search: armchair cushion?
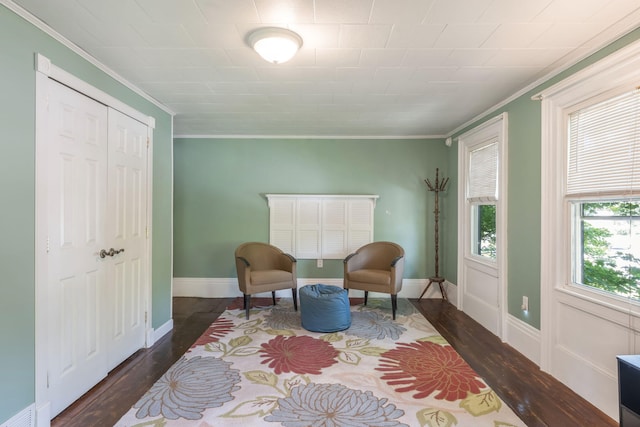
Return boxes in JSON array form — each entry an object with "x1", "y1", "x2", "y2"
[
  {"x1": 251, "y1": 269, "x2": 294, "y2": 285},
  {"x1": 346, "y1": 269, "x2": 391, "y2": 285}
]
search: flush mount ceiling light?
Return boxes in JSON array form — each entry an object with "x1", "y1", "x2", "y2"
[{"x1": 248, "y1": 27, "x2": 303, "y2": 64}]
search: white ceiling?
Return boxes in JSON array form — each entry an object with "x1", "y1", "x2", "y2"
[{"x1": 11, "y1": 0, "x2": 640, "y2": 137}]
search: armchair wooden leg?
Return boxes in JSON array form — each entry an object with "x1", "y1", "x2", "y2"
[
  {"x1": 292, "y1": 288, "x2": 298, "y2": 311},
  {"x1": 391, "y1": 294, "x2": 397, "y2": 320},
  {"x1": 364, "y1": 291, "x2": 369, "y2": 306},
  {"x1": 272, "y1": 291, "x2": 276, "y2": 306},
  {"x1": 244, "y1": 294, "x2": 251, "y2": 320}
]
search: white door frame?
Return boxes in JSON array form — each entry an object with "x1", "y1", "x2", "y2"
[
  {"x1": 34, "y1": 53, "x2": 154, "y2": 425},
  {"x1": 456, "y1": 113, "x2": 508, "y2": 340}
]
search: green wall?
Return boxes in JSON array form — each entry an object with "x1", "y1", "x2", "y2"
[
  {"x1": 173, "y1": 138, "x2": 453, "y2": 281},
  {"x1": 0, "y1": 5, "x2": 173, "y2": 423}
]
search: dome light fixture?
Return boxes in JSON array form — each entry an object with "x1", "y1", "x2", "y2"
[{"x1": 248, "y1": 27, "x2": 303, "y2": 64}]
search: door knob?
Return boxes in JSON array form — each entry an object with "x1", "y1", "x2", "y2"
[{"x1": 99, "y1": 248, "x2": 125, "y2": 258}]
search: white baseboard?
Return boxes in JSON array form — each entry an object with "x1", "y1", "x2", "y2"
[
  {"x1": 505, "y1": 314, "x2": 541, "y2": 366},
  {"x1": 2, "y1": 404, "x2": 35, "y2": 427},
  {"x1": 173, "y1": 277, "x2": 457, "y2": 301},
  {"x1": 34, "y1": 403, "x2": 49, "y2": 427},
  {"x1": 149, "y1": 318, "x2": 173, "y2": 347}
]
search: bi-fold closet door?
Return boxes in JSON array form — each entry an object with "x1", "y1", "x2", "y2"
[{"x1": 43, "y1": 79, "x2": 149, "y2": 417}]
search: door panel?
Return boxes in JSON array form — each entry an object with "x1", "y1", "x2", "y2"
[
  {"x1": 47, "y1": 80, "x2": 109, "y2": 417},
  {"x1": 106, "y1": 108, "x2": 148, "y2": 371}
]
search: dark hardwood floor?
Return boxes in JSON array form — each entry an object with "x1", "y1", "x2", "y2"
[{"x1": 52, "y1": 297, "x2": 617, "y2": 427}]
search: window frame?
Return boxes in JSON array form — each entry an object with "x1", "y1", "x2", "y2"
[
  {"x1": 458, "y1": 115, "x2": 506, "y2": 269},
  {"x1": 471, "y1": 202, "x2": 497, "y2": 261},
  {"x1": 570, "y1": 198, "x2": 640, "y2": 299},
  {"x1": 456, "y1": 112, "x2": 508, "y2": 339},
  {"x1": 538, "y1": 40, "x2": 640, "y2": 354}
]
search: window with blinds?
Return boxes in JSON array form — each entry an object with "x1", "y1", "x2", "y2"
[
  {"x1": 459, "y1": 114, "x2": 505, "y2": 264},
  {"x1": 567, "y1": 88, "x2": 640, "y2": 198},
  {"x1": 566, "y1": 88, "x2": 640, "y2": 300}
]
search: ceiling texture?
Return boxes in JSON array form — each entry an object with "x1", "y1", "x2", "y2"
[{"x1": 11, "y1": 0, "x2": 640, "y2": 138}]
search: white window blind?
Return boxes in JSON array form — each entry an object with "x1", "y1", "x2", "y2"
[
  {"x1": 567, "y1": 89, "x2": 640, "y2": 198},
  {"x1": 467, "y1": 139, "x2": 498, "y2": 202}
]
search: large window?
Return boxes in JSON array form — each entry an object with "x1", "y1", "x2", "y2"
[{"x1": 567, "y1": 88, "x2": 640, "y2": 300}]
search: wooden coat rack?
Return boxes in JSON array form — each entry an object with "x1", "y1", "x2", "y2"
[{"x1": 419, "y1": 168, "x2": 449, "y2": 300}]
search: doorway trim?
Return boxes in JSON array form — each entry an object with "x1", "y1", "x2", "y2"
[
  {"x1": 34, "y1": 53, "x2": 154, "y2": 425},
  {"x1": 456, "y1": 113, "x2": 508, "y2": 340}
]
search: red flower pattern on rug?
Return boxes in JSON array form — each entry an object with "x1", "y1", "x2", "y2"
[
  {"x1": 259, "y1": 335, "x2": 339, "y2": 375},
  {"x1": 191, "y1": 317, "x2": 234, "y2": 348},
  {"x1": 377, "y1": 341, "x2": 485, "y2": 401}
]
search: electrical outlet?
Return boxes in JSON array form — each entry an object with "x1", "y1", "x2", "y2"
[
  {"x1": 521, "y1": 296, "x2": 529, "y2": 311},
  {"x1": 317, "y1": 259, "x2": 323, "y2": 268}
]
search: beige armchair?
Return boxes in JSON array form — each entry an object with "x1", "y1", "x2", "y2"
[
  {"x1": 343, "y1": 241, "x2": 405, "y2": 319},
  {"x1": 235, "y1": 242, "x2": 298, "y2": 319}
]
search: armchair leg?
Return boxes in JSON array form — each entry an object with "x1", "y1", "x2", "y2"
[
  {"x1": 272, "y1": 291, "x2": 277, "y2": 306},
  {"x1": 391, "y1": 294, "x2": 397, "y2": 320},
  {"x1": 244, "y1": 294, "x2": 251, "y2": 320},
  {"x1": 292, "y1": 288, "x2": 298, "y2": 311},
  {"x1": 364, "y1": 291, "x2": 368, "y2": 306}
]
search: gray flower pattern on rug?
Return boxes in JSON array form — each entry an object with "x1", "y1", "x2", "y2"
[
  {"x1": 134, "y1": 355, "x2": 241, "y2": 420},
  {"x1": 264, "y1": 306, "x2": 301, "y2": 330},
  {"x1": 364, "y1": 298, "x2": 416, "y2": 317},
  {"x1": 265, "y1": 383, "x2": 408, "y2": 427},
  {"x1": 346, "y1": 311, "x2": 406, "y2": 340}
]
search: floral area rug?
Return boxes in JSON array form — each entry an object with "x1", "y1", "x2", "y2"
[{"x1": 115, "y1": 297, "x2": 526, "y2": 427}]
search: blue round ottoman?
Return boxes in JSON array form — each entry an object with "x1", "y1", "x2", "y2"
[{"x1": 300, "y1": 284, "x2": 351, "y2": 332}]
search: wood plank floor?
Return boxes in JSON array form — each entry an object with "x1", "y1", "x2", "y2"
[{"x1": 51, "y1": 297, "x2": 617, "y2": 427}]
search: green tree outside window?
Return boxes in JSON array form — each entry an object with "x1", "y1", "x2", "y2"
[{"x1": 580, "y1": 201, "x2": 640, "y2": 300}]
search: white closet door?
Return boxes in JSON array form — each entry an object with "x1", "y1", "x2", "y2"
[
  {"x1": 106, "y1": 108, "x2": 148, "y2": 370},
  {"x1": 44, "y1": 82, "x2": 149, "y2": 417},
  {"x1": 46, "y1": 80, "x2": 109, "y2": 416}
]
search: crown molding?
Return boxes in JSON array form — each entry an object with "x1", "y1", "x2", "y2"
[{"x1": 173, "y1": 134, "x2": 446, "y2": 140}]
